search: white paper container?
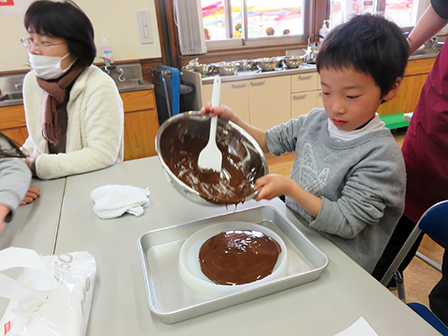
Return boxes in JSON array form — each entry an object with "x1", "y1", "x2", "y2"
[{"x1": 138, "y1": 205, "x2": 328, "y2": 324}]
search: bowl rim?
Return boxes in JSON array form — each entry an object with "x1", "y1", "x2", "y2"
[{"x1": 155, "y1": 111, "x2": 269, "y2": 206}]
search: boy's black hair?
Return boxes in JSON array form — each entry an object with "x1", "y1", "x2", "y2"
[
  {"x1": 24, "y1": 0, "x2": 96, "y2": 67},
  {"x1": 0, "y1": 133, "x2": 26, "y2": 159},
  {"x1": 316, "y1": 13, "x2": 409, "y2": 98}
]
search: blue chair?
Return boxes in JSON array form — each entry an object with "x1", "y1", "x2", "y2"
[
  {"x1": 381, "y1": 200, "x2": 448, "y2": 334},
  {"x1": 408, "y1": 303, "x2": 448, "y2": 336}
]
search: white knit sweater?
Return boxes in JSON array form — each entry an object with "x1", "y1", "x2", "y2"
[{"x1": 21, "y1": 65, "x2": 124, "y2": 180}]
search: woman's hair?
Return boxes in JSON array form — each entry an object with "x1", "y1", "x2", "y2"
[
  {"x1": 0, "y1": 133, "x2": 26, "y2": 159},
  {"x1": 24, "y1": 0, "x2": 96, "y2": 67},
  {"x1": 316, "y1": 13, "x2": 409, "y2": 98}
]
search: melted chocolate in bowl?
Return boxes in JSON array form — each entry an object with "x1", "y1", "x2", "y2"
[
  {"x1": 199, "y1": 230, "x2": 281, "y2": 286},
  {"x1": 159, "y1": 118, "x2": 254, "y2": 204}
]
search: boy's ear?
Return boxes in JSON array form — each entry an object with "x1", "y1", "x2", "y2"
[{"x1": 383, "y1": 77, "x2": 402, "y2": 102}]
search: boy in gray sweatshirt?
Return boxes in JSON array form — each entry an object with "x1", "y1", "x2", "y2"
[{"x1": 201, "y1": 13, "x2": 408, "y2": 273}]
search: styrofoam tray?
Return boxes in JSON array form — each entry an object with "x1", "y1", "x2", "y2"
[{"x1": 138, "y1": 205, "x2": 328, "y2": 324}]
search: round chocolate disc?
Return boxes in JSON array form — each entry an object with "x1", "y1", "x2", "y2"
[{"x1": 199, "y1": 230, "x2": 281, "y2": 286}]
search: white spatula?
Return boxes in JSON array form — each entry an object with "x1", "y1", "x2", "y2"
[{"x1": 197, "y1": 76, "x2": 222, "y2": 181}]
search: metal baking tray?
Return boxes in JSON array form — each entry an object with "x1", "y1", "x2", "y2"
[{"x1": 138, "y1": 205, "x2": 328, "y2": 324}]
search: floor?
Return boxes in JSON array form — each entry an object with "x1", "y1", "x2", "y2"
[{"x1": 265, "y1": 128, "x2": 444, "y2": 308}]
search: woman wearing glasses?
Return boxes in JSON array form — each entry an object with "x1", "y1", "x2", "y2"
[{"x1": 20, "y1": 0, "x2": 124, "y2": 180}]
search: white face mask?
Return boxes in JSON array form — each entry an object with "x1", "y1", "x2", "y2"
[{"x1": 28, "y1": 52, "x2": 75, "y2": 80}]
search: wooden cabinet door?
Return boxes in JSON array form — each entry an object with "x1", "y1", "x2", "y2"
[
  {"x1": 0, "y1": 104, "x2": 28, "y2": 146},
  {"x1": 291, "y1": 90, "x2": 319, "y2": 119},
  {"x1": 124, "y1": 109, "x2": 159, "y2": 160},
  {"x1": 2, "y1": 128, "x2": 28, "y2": 147},
  {"x1": 377, "y1": 74, "x2": 427, "y2": 116},
  {"x1": 121, "y1": 89, "x2": 159, "y2": 160},
  {"x1": 249, "y1": 76, "x2": 290, "y2": 130}
]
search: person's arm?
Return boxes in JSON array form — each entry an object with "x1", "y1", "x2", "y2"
[
  {"x1": 201, "y1": 103, "x2": 269, "y2": 153},
  {"x1": 254, "y1": 174, "x2": 322, "y2": 217},
  {"x1": 407, "y1": 4, "x2": 448, "y2": 55},
  {"x1": 0, "y1": 156, "x2": 31, "y2": 225},
  {"x1": 0, "y1": 204, "x2": 10, "y2": 234}
]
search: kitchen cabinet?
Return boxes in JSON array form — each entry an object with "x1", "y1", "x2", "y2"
[
  {"x1": 202, "y1": 80, "x2": 250, "y2": 124},
  {"x1": 291, "y1": 91, "x2": 320, "y2": 118},
  {"x1": 0, "y1": 104, "x2": 28, "y2": 146},
  {"x1": 377, "y1": 57, "x2": 436, "y2": 116},
  {"x1": 0, "y1": 89, "x2": 159, "y2": 161},
  {"x1": 291, "y1": 72, "x2": 323, "y2": 118},
  {"x1": 189, "y1": 56, "x2": 435, "y2": 130},
  {"x1": 121, "y1": 89, "x2": 159, "y2": 160},
  {"x1": 202, "y1": 75, "x2": 290, "y2": 130}
]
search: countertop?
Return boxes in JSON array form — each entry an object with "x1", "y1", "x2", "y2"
[
  {"x1": 0, "y1": 77, "x2": 154, "y2": 108},
  {"x1": 197, "y1": 52, "x2": 439, "y2": 84}
]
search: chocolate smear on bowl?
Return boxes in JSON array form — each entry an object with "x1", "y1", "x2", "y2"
[
  {"x1": 199, "y1": 230, "x2": 281, "y2": 286},
  {"x1": 160, "y1": 120, "x2": 252, "y2": 204}
]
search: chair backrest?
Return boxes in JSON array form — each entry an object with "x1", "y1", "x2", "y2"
[
  {"x1": 380, "y1": 200, "x2": 448, "y2": 286},
  {"x1": 418, "y1": 200, "x2": 448, "y2": 248}
]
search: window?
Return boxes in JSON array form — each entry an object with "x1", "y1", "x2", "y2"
[
  {"x1": 329, "y1": 0, "x2": 422, "y2": 30},
  {"x1": 201, "y1": 0, "x2": 306, "y2": 48}
]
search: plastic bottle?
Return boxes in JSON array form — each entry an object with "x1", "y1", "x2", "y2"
[
  {"x1": 319, "y1": 20, "x2": 330, "y2": 43},
  {"x1": 101, "y1": 34, "x2": 114, "y2": 64}
]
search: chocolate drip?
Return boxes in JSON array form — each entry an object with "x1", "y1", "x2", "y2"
[{"x1": 199, "y1": 230, "x2": 281, "y2": 286}]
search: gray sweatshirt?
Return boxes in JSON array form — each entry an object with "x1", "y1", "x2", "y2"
[
  {"x1": 0, "y1": 137, "x2": 32, "y2": 222},
  {"x1": 266, "y1": 108, "x2": 405, "y2": 273}
]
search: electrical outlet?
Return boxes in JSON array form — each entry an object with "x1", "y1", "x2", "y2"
[{"x1": 137, "y1": 10, "x2": 154, "y2": 44}]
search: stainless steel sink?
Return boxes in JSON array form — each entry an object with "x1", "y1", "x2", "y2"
[
  {"x1": 0, "y1": 74, "x2": 25, "y2": 107},
  {"x1": 100, "y1": 63, "x2": 153, "y2": 93},
  {"x1": 0, "y1": 92, "x2": 23, "y2": 101},
  {"x1": 412, "y1": 48, "x2": 441, "y2": 56}
]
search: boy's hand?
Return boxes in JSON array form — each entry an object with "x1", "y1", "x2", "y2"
[
  {"x1": 200, "y1": 102, "x2": 235, "y2": 122},
  {"x1": 254, "y1": 174, "x2": 293, "y2": 201},
  {"x1": 20, "y1": 186, "x2": 41, "y2": 205}
]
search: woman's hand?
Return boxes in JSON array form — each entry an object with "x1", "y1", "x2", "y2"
[
  {"x1": 254, "y1": 174, "x2": 293, "y2": 201},
  {"x1": 20, "y1": 186, "x2": 41, "y2": 205}
]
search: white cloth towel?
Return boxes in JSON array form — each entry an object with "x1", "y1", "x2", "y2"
[{"x1": 90, "y1": 185, "x2": 150, "y2": 219}]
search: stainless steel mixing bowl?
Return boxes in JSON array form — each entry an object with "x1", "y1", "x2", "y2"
[
  {"x1": 214, "y1": 62, "x2": 238, "y2": 75},
  {"x1": 255, "y1": 57, "x2": 281, "y2": 71},
  {"x1": 156, "y1": 112, "x2": 269, "y2": 206},
  {"x1": 282, "y1": 56, "x2": 305, "y2": 69},
  {"x1": 193, "y1": 63, "x2": 214, "y2": 75},
  {"x1": 237, "y1": 59, "x2": 254, "y2": 71}
]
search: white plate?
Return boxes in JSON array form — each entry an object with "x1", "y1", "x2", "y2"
[{"x1": 178, "y1": 222, "x2": 289, "y2": 296}]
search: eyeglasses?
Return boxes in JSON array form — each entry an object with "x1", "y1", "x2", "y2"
[{"x1": 20, "y1": 37, "x2": 66, "y2": 51}]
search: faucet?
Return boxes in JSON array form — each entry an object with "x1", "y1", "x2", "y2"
[
  {"x1": 430, "y1": 34, "x2": 438, "y2": 49},
  {"x1": 102, "y1": 57, "x2": 112, "y2": 74}
]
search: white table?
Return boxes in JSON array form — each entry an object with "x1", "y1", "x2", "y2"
[
  {"x1": 54, "y1": 157, "x2": 439, "y2": 336},
  {"x1": 0, "y1": 177, "x2": 66, "y2": 254},
  {"x1": 0, "y1": 177, "x2": 66, "y2": 315}
]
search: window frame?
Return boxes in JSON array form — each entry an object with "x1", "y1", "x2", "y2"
[{"x1": 203, "y1": 0, "x2": 310, "y2": 50}]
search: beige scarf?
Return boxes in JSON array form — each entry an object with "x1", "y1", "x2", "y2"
[{"x1": 36, "y1": 62, "x2": 86, "y2": 145}]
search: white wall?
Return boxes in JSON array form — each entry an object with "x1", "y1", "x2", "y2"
[{"x1": 0, "y1": 0, "x2": 162, "y2": 72}]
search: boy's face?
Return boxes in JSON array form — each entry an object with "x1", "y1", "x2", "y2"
[{"x1": 320, "y1": 67, "x2": 394, "y2": 131}]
